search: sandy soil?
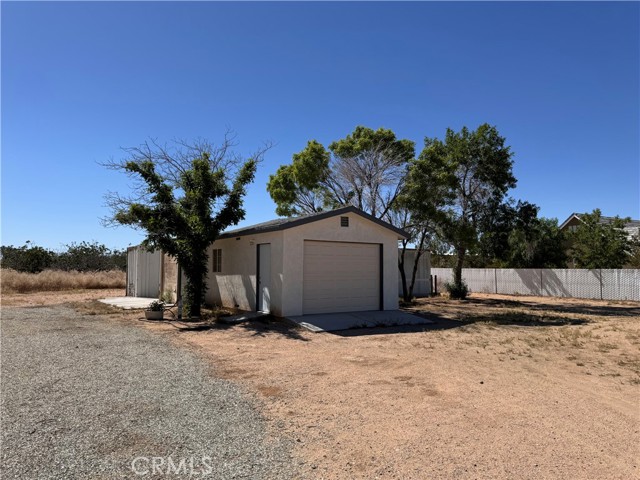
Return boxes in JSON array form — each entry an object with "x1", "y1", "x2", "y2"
[
  {"x1": 148, "y1": 294, "x2": 639, "y2": 479},
  {"x1": 5, "y1": 290, "x2": 638, "y2": 479}
]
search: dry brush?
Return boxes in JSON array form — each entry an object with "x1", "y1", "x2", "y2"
[{"x1": 1, "y1": 269, "x2": 125, "y2": 294}]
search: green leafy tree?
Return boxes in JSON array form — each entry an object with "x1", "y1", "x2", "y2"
[
  {"x1": 475, "y1": 199, "x2": 527, "y2": 266},
  {"x1": 268, "y1": 126, "x2": 418, "y2": 298},
  {"x1": 267, "y1": 126, "x2": 415, "y2": 219},
  {"x1": 267, "y1": 140, "x2": 331, "y2": 216},
  {"x1": 507, "y1": 216, "x2": 567, "y2": 268},
  {"x1": 392, "y1": 159, "x2": 453, "y2": 300},
  {"x1": 569, "y1": 209, "x2": 631, "y2": 269},
  {"x1": 405, "y1": 124, "x2": 516, "y2": 298},
  {"x1": 104, "y1": 136, "x2": 269, "y2": 317},
  {"x1": 476, "y1": 201, "x2": 567, "y2": 268},
  {"x1": 627, "y1": 232, "x2": 640, "y2": 268}
]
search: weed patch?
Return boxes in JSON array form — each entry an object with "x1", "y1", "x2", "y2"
[{"x1": 1, "y1": 269, "x2": 125, "y2": 293}]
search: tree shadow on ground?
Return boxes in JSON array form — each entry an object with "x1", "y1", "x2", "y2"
[
  {"x1": 331, "y1": 317, "x2": 464, "y2": 337},
  {"x1": 457, "y1": 297, "x2": 640, "y2": 318},
  {"x1": 412, "y1": 310, "x2": 588, "y2": 327},
  {"x1": 330, "y1": 310, "x2": 589, "y2": 338},
  {"x1": 149, "y1": 294, "x2": 638, "y2": 339},
  {"x1": 165, "y1": 315, "x2": 309, "y2": 342}
]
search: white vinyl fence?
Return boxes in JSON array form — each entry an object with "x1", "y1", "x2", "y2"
[{"x1": 431, "y1": 268, "x2": 640, "y2": 302}]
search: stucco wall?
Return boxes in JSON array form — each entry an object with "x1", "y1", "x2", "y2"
[
  {"x1": 281, "y1": 212, "x2": 401, "y2": 316},
  {"x1": 161, "y1": 254, "x2": 179, "y2": 302},
  {"x1": 205, "y1": 231, "x2": 284, "y2": 316},
  {"x1": 205, "y1": 212, "x2": 403, "y2": 317}
]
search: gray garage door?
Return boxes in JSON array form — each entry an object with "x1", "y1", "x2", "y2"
[{"x1": 303, "y1": 240, "x2": 380, "y2": 315}]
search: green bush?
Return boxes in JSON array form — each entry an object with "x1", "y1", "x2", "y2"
[
  {"x1": 445, "y1": 280, "x2": 470, "y2": 300},
  {"x1": 0, "y1": 243, "x2": 55, "y2": 273},
  {"x1": 1, "y1": 241, "x2": 126, "y2": 273},
  {"x1": 54, "y1": 241, "x2": 126, "y2": 272}
]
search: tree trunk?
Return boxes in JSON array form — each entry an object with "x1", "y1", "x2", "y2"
[
  {"x1": 408, "y1": 250, "x2": 423, "y2": 300},
  {"x1": 398, "y1": 240, "x2": 409, "y2": 302},
  {"x1": 183, "y1": 269, "x2": 203, "y2": 318},
  {"x1": 408, "y1": 230, "x2": 428, "y2": 299},
  {"x1": 454, "y1": 246, "x2": 466, "y2": 288}
]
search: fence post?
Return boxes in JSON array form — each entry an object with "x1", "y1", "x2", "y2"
[
  {"x1": 434, "y1": 275, "x2": 438, "y2": 295},
  {"x1": 494, "y1": 268, "x2": 498, "y2": 294},
  {"x1": 540, "y1": 269, "x2": 543, "y2": 296},
  {"x1": 599, "y1": 268, "x2": 603, "y2": 300},
  {"x1": 125, "y1": 251, "x2": 129, "y2": 297}
]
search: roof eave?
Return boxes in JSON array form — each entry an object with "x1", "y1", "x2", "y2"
[
  {"x1": 559, "y1": 213, "x2": 581, "y2": 230},
  {"x1": 217, "y1": 206, "x2": 409, "y2": 240}
]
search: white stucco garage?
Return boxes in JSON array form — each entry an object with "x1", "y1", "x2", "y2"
[{"x1": 204, "y1": 206, "x2": 408, "y2": 317}]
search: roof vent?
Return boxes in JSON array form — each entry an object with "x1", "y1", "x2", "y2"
[{"x1": 340, "y1": 216, "x2": 349, "y2": 227}]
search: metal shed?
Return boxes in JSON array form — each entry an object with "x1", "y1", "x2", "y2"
[{"x1": 126, "y1": 246, "x2": 161, "y2": 298}]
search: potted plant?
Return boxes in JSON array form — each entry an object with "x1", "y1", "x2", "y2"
[{"x1": 145, "y1": 300, "x2": 165, "y2": 320}]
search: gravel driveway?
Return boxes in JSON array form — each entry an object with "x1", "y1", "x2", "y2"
[{"x1": 1, "y1": 306, "x2": 294, "y2": 479}]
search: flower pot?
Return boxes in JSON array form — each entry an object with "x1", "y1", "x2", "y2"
[{"x1": 145, "y1": 310, "x2": 163, "y2": 320}]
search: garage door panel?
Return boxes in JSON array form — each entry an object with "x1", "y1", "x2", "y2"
[
  {"x1": 303, "y1": 285, "x2": 378, "y2": 298},
  {"x1": 303, "y1": 241, "x2": 380, "y2": 315}
]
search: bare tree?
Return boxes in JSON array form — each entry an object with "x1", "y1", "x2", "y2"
[
  {"x1": 103, "y1": 132, "x2": 267, "y2": 220},
  {"x1": 324, "y1": 143, "x2": 408, "y2": 221}
]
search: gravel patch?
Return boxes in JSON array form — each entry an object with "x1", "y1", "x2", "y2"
[{"x1": 1, "y1": 306, "x2": 295, "y2": 479}]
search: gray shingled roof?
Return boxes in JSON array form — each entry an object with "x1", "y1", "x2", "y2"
[
  {"x1": 560, "y1": 213, "x2": 640, "y2": 230},
  {"x1": 218, "y1": 206, "x2": 408, "y2": 239},
  {"x1": 594, "y1": 215, "x2": 640, "y2": 227}
]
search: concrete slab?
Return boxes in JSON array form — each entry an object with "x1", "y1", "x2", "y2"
[
  {"x1": 99, "y1": 297, "x2": 159, "y2": 310},
  {"x1": 218, "y1": 311, "x2": 269, "y2": 324},
  {"x1": 288, "y1": 310, "x2": 432, "y2": 332}
]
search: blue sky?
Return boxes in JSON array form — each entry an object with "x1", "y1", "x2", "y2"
[{"x1": 2, "y1": 1, "x2": 638, "y2": 250}]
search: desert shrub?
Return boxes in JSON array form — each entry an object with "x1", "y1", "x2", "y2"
[
  {"x1": 0, "y1": 243, "x2": 55, "y2": 273},
  {"x1": 160, "y1": 290, "x2": 175, "y2": 303},
  {"x1": 1, "y1": 269, "x2": 126, "y2": 294},
  {"x1": 1, "y1": 241, "x2": 126, "y2": 273},
  {"x1": 53, "y1": 241, "x2": 126, "y2": 272},
  {"x1": 445, "y1": 280, "x2": 470, "y2": 300}
]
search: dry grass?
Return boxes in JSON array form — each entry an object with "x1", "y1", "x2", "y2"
[
  {"x1": 0, "y1": 269, "x2": 125, "y2": 293},
  {"x1": 66, "y1": 299, "x2": 126, "y2": 316}
]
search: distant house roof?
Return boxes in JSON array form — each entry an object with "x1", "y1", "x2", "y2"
[
  {"x1": 218, "y1": 206, "x2": 408, "y2": 239},
  {"x1": 560, "y1": 213, "x2": 640, "y2": 231}
]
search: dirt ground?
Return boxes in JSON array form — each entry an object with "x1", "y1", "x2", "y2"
[
  {"x1": 0, "y1": 288, "x2": 125, "y2": 307},
  {"x1": 3, "y1": 290, "x2": 639, "y2": 479}
]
